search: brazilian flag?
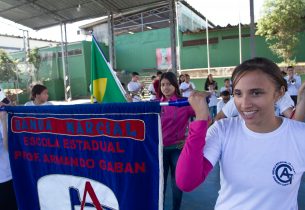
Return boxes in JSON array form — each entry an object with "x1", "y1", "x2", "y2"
[{"x1": 91, "y1": 35, "x2": 127, "y2": 103}]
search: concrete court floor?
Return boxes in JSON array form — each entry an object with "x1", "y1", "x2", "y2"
[{"x1": 164, "y1": 163, "x2": 305, "y2": 210}]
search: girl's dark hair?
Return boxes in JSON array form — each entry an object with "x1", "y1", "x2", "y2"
[
  {"x1": 204, "y1": 74, "x2": 218, "y2": 91},
  {"x1": 178, "y1": 74, "x2": 185, "y2": 85},
  {"x1": 231, "y1": 57, "x2": 287, "y2": 92},
  {"x1": 30, "y1": 84, "x2": 47, "y2": 100},
  {"x1": 158, "y1": 72, "x2": 181, "y2": 98}
]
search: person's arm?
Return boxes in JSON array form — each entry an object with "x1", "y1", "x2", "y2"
[
  {"x1": 214, "y1": 110, "x2": 226, "y2": 121},
  {"x1": 176, "y1": 91, "x2": 213, "y2": 192},
  {"x1": 276, "y1": 92, "x2": 294, "y2": 118},
  {"x1": 179, "y1": 83, "x2": 188, "y2": 93},
  {"x1": 0, "y1": 102, "x2": 8, "y2": 150},
  {"x1": 281, "y1": 107, "x2": 294, "y2": 119},
  {"x1": 127, "y1": 83, "x2": 142, "y2": 96},
  {"x1": 294, "y1": 81, "x2": 305, "y2": 121},
  {"x1": 296, "y1": 75, "x2": 302, "y2": 89},
  {"x1": 189, "y1": 82, "x2": 195, "y2": 91},
  {"x1": 216, "y1": 101, "x2": 222, "y2": 114},
  {"x1": 189, "y1": 84, "x2": 193, "y2": 91}
]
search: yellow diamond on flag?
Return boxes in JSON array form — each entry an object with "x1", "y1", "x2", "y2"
[
  {"x1": 91, "y1": 35, "x2": 127, "y2": 103},
  {"x1": 93, "y1": 77, "x2": 107, "y2": 102}
]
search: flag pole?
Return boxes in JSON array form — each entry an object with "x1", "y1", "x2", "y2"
[{"x1": 91, "y1": 34, "x2": 127, "y2": 100}]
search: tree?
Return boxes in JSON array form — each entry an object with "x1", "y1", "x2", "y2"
[
  {"x1": 28, "y1": 48, "x2": 41, "y2": 82},
  {"x1": 256, "y1": 0, "x2": 305, "y2": 64},
  {"x1": 0, "y1": 50, "x2": 18, "y2": 82},
  {"x1": 28, "y1": 48, "x2": 41, "y2": 70}
]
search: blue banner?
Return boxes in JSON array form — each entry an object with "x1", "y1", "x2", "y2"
[{"x1": 5, "y1": 102, "x2": 162, "y2": 210}]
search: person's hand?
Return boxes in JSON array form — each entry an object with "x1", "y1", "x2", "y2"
[
  {"x1": 176, "y1": 140, "x2": 185, "y2": 150},
  {"x1": 0, "y1": 101, "x2": 9, "y2": 121},
  {"x1": 295, "y1": 81, "x2": 305, "y2": 121},
  {"x1": 125, "y1": 93, "x2": 133, "y2": 102},
  {"x1": 188, "y1": 91, "x2": 210, "y2": 121},
  {"x1": 0, "y1": 110, "x2": 7, "y2": 122},
  {"x1": 0, "y1": 109, "x2": 8, "y2": 150},
  {"x1": 298, "y1": 81, "x2": 305, "y2": 102}
]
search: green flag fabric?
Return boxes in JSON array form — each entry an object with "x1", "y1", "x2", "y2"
[{"x1": 91, "y1": 36, "x2": 127, "y2": 103}]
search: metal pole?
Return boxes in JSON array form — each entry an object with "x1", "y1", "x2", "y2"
[
  {"x1": 60, "y1": 23, "x2": 72, "y2": 101},
  {"x1": 108, "y1": 12, "x2": 116, "y2": 69},
  {"x1": 64, "y1": 23, "x2": 72, "y2": 101},
  {"x1": 238, "y1": 0, "x2": 242, "y2": 63},
  {"x1": 141, "y1": 12, "x2": 144, "y2": 32},
  {"x1": 249, "y1": 0, "x2": 256, "y2": 58},
  {"x1": 169, "y1": 0, "x2": 178, "y2": 74},
  {"x1": 176, "y1": 1, "x2": 181, "y2": 73},
  {"x1": 26, "y1": 30, "x2": 30, "y2": 60},
  {"x1": 238, "y1": 23, "x2": 242, "y2": 63},
  {"x1": 206, "y1": 17, "x2": 210, "y2": 75}
]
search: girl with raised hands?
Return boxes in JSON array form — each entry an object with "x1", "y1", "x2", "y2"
[{"x1": 176, "y1": 57, "x2": 305, "y2": 210}]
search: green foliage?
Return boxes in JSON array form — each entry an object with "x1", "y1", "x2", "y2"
[
  {"x1": 256, "y1": 0, "x2": 305, "y2": 63},
  {"x1": 0, "y1": 50, "x2": 18, "y2": 81},
  {"x1": 28, "y1": 48, "x2": 41, "y2": 70}
]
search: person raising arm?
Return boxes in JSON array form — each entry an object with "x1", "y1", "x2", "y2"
[
  {"x1": 176, "y1": 57, "x2": 305, "y2": 210},
  {"x1": 294, "y1": 81, "x2": 305, "y2": 122}
]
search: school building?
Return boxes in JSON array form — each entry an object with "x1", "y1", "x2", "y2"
[{"x1": 8, "y1": 1, "x2": 305, "y2": 103}]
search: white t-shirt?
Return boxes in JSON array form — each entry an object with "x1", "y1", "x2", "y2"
[
  {"x1": 24, "y1": 101, "x2": 53, "y2": 106},
  {"x1": 148, "y1": 83, "x2": 156, "y2": 100},
  {"x1": 284, "y1": 75, "x2": 302, "y2": 96},
  {"x1": 208, "y1": 92, "x2": 218, "y2": 107},
  {"x1": 127, "y1": 81, "x2": 142, "y2": 102},
  {"x1": 0, "y1": 122, "x2": 12, "y2": 183},
  {"x1": 217, "y1": 99, "x2": 227, "y2": 113},
  {"x1": 180, "y1": 82, "x2": 196, "y2": 97},
  {"x1": 222, "y1": 92, "x2": 294, "y2": 117},
  {"x1": 204, "y1": 117, "x2": 305, "y2": 210},
  {"x1": 221, "y1": 98, "x2": 239, "y2": 117}
]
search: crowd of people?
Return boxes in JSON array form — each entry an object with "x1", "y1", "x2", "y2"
[
  {"x1": 1, "y1": 57, "x2": 305, "y2": 210},
  {"x1": 123, "y1": 61, "x2": 305, "y2": 210}
]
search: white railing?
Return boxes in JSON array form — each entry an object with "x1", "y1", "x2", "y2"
[{"x1": 179, "y1": 66, "x2": 236, "y2": 78}]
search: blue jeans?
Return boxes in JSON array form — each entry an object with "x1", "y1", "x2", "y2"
[
  {"x1": 209, "y1": 106, "x2": 217, "y2": 120},
  {"x1": 163, "y1": 147, "x2": 182, "y2": 210}
]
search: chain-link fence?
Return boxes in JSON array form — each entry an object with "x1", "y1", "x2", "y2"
[{"x1": 0, "y1": 61, "x2": 38, "y2": 105}]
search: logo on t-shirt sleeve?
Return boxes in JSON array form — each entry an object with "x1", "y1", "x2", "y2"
[{"x1": 272, "y1": 161, "x2": 295, "y2": 186}]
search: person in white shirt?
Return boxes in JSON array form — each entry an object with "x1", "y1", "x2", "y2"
[
  {"x1": 127, "y1": 72, "x2": 144, "y2": 102},
  {"x1": 220, "y1": 78, "x2": 232, "y2": 95},
  {"x1": 295, "y1": 81, "x2": 305, "y2": 122},
  {"x1": 24, "y1": 84, "x2": 53, "y2": 106},
  {"x1": 217, "y1": 90, "x2": 231, "y2": 113},
  {"x1": 148, "y1": 75, "x2": 157, "y2": 100},
  {"x1": 179, "y1": 74, "x2": 196, "y2": 98},
  {"x1": 284, "y1": 66, "x2": 302, "y2": 106},
  {"x1": 176, "y1": 57, "x2": 305, "y2": 210},
  {"x1": 208, "y1": 84, "x2": 218, "y2": 120},
  {"x1": 0, "y1": 101, "x2": 18, "y2": 210},
  {"x1": 215, "y1": 90, "x2": 295, "y2": 121}
]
